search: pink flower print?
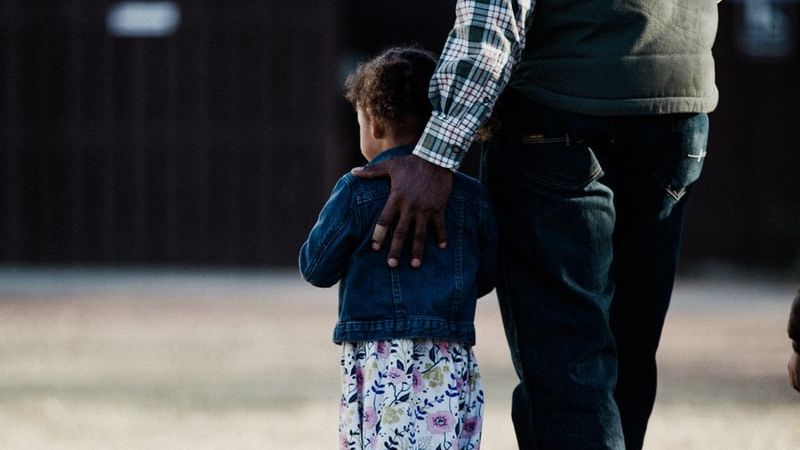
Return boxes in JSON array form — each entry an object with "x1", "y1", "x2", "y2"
[
  {"x1": 461, "y1": 417, "x2": 482, "y2": 437},
  {"x1": 411, "y1": 367, "x2": 424, "y2": 393},
  {"x1": 426, "y1": 410, "x2": 456, "y2": 434},
  {"x1": 355, "y1": 367, "x2": 364, "y2": 391},
  {"x1": 436, "y1": 341, "x2": 450, "y2": 356},
  {"x1": 363, "y1": 407, "x2": 379, "y2": 429},
  {"x1": 369, "y1": 437, "x2": 380, "y2": 450},
  {"x1": 340, "y1": 435, "x2": 350, "y2": 450},
  {"x1": 456, "y1": 376, "x2": 464, "y2": 391},
  {"x1": 376, "y1": 341, "x2": 390, "y2": 359},
  {"x1": 387, "y1": 367, "x2": 405, "y2": 381}
]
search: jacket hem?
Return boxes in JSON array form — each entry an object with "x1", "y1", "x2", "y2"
[
  {"x1": 511, "y1": 84, "x2": 719, "y2": 116},
  {"x1": 334, "y1": 318, "x2": 476, "y2": 346}
]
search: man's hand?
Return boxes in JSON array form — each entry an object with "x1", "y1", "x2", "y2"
[
  {"x1": 789, "y1": 352, "x2": 800, "y2": 393},
  {"x1": 352, "y1": 154, "x2": 453, "y2": 268}
]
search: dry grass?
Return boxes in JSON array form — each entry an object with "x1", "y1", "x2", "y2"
[{"x1": 0, "y1": 269, "x2": 798, "y2": 449}]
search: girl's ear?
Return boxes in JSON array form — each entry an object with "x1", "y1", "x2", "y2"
[{"x1": 370, "y1": 118, "x2": 386, "y2": 140}]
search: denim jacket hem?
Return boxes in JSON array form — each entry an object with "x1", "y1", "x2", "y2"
[{"x1": 334, "y1": 318, "x2": 476, "y2": 346}]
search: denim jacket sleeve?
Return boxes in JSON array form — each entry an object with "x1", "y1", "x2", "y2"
[
  {"x1": 476, "y1": 191, "x2": 498, "y2": 298},
  {"x1": 299, "y1": 175, "x2": 359, "y2": 287}
]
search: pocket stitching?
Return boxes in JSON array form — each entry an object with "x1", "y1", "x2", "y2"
[{"x1": 522, "y1": 163, "x2": 604, "y2": 191}]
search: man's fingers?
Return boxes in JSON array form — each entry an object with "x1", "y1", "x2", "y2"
[
  {"x1": 372, "y1": 224, "x2": 388, "y2": 251},
  {"x1": 387, "y1": 210, "x2": 412, "y2": 268},
  {"x1": 354, "y1": 155, "x2": 453, "y2": 266},
  {"x1": 432, "y1": 212, "x2": 448, "y2": 249},
  {"x1": 410, "y1": 215, "x2": 428, "y2": 268},
  {"x1": 372, "y1": 196, "x2": 400, "y2": 250},
  {"x1": 351, "y1": 163, "x2": 389, "y2": 179}
]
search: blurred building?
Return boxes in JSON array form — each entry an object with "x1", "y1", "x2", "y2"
[
  {"x1": 1, "y1": 1, "x2": 338, "y2": 266},
  {"x1": 0, "y1": 1, "x2": 798, "y2": 269},
  {"x1": 685, "y1": 0, "x2": 800, "y2": 270}
]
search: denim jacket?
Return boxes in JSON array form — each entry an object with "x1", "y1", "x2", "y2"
[{"x1": 299, "y1": 145, "x2": 497, "y2": 345}]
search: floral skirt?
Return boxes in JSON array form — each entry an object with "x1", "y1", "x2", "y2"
[{"x1": 339, "y1": 339, "x2": 484, "y2": 450}]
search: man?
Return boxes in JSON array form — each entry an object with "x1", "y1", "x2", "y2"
[
  {"x1": 353, "y1": 1, "x2": 720, "y2": 448},
  {"x1": 789, "y1": 291, "x2": 800, "y2": 392}
]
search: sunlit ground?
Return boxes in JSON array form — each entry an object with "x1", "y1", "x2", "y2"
[{"x1": 0, "y1": 267, "x2": 797, "y2": 449}]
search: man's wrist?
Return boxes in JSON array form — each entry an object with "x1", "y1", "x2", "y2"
[
  {"x1": 412, "y1": 148, "x2": 459, "y2": 173},
  {"x1": 413, "y1": 114, "x2": 476, "y2": 170}
]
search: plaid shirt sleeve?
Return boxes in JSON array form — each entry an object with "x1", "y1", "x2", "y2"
[{"x1": 413, "y1": 0, "x2": 535, "y2": 169}]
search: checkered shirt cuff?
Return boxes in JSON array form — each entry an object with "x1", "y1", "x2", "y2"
[{"x1": 413, "y1": 110, "x2": 487, "y2": 170}]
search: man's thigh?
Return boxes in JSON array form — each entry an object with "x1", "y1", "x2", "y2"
[{"x1": 608, "y1": 112, "x2": 709, "y2": 350}]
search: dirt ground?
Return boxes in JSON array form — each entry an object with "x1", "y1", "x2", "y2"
[{"x1": 0, "y1": 267, "x2": 798, "y2": 449}]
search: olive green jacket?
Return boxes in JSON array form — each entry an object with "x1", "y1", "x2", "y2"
[{"x1": 510, "y1": 0, "x2": 720, "y2": 115}]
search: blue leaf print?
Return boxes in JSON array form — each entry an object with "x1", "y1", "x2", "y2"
[{"x1": 339, "y1": 340, "x2": 483, "y2": 450}]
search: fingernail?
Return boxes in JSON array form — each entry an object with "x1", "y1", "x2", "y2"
[
  {"x1": 411, "y1": 258, "x2": 421, "y2": 268},
  {"x1": 438, "y1": 242, "x2": 447, "y2": 249},
  {"x1": 350, "y1": 167, "x2": 363, "y2": 173},
  {"x1": 372, "y1": 242, "x2": 380, "y2": 251},
  {"x1": 388, "y1": 258, "x2": 398, "y2": 268}
]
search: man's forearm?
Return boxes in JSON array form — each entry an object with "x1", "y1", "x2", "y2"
[{"x1": 413, "y1": 0, "x2": 535, "y2": 170}]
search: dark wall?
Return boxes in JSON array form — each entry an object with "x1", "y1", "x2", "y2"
[
  {"x1": 1, "y1": 1, "x2": 798, "y2": 268},
  {"x1": 0, "y1": 1, "x2": 338, "y2": 265},
  {"x1": 682, "y1": 4, "x2": 800, "y2": 269}
]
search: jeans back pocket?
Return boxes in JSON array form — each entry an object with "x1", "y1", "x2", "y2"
[{"x1": 653, "y1": 114, "x2": 709, "y2": 202}]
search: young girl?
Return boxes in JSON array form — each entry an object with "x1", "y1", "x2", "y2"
[{"x1": 299, "y1": 47, "x2": 497, "y2": 450}]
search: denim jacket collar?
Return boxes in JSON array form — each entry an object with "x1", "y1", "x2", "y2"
[{"x1": 365, "y1": 144, "x2": 415, "y2": 167}]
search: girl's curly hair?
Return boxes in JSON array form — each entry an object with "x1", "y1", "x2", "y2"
[{"x1": 345, "y1": 47, "x2": 437, "y2": 136}]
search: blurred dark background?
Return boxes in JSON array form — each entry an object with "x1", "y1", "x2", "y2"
[{"x1": 1, "y1": 1, "x2": 798, "y2": 270}]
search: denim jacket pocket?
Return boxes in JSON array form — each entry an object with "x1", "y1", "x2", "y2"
[{"x1": 519, "y1": 136, "x2": 604, "y2": 191}]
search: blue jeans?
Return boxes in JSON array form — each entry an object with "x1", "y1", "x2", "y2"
[{"x1": 483, "y1": 90, "x2": 708, "y2": 450}]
